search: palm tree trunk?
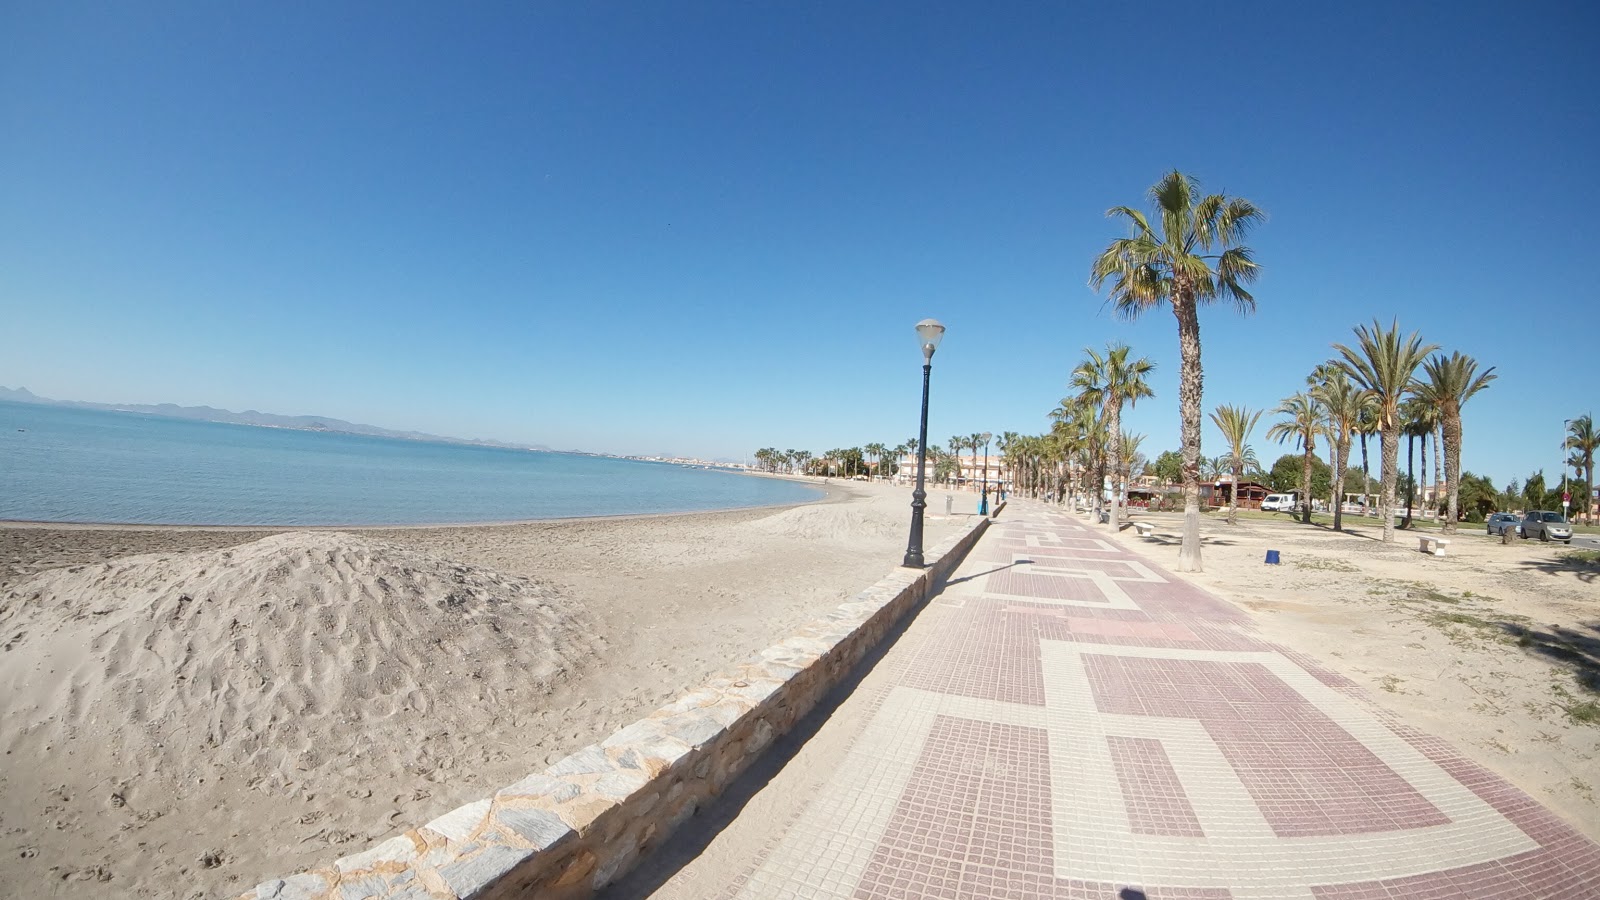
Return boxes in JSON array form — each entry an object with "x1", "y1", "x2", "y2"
[
  {"x1": 1360, "y1": 432, "x2": 1371, "y2": 512},
  {"x1": 1419, "y1": 430, "x2": 1429, "y2": 519},
  {"x1": 1228, "y1": 460, "x2": 1240, "y2": 526},
  {"x1": 1403, "y1": 431, "x2": 1415, "y2": 530},
  {"x1": 1380, "y1": 425, "x2": 1398, "y2": 542},
  {"x1": 1107, "y1": 403, "x2": 1123, "y2": 532},
  {"x1": 1440, "y1": 425, "x2": 1452, "y2": 522},
  {"x1": 1301, "y1": 445, "x2": 1314, "y2": 525},
  {"x1": 1444, "y1": 413, "x2": 1461, "y2": 533},
  {"x1": 1586, "y1": 463, "x2": 1594, "y2": 526},
  {"x1": 1332, "y1": 435, "x2": 1347, "y2": 532},
  {"x1": 1174, "y1": 296, "x2": 1204, "y2": 572}
]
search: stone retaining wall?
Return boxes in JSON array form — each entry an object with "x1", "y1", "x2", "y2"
[{"x1": 242, "y1": 516, "x2": 988, "y2": 900}]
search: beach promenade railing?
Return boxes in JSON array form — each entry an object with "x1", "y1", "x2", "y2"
[{"x1": 239, "y1": 514, "x2": 990, "y2": 900}]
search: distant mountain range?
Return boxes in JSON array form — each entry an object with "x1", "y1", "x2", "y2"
[{"x1": 0, "y1": 386, "x2": 554, "y2": 452}]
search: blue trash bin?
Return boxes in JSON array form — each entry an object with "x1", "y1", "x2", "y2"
[{"x1": 1265, "y1": 550, "x2": 1281, "y2": 565}]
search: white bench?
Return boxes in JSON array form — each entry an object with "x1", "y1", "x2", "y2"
[
  {"x1": 1418, "y1": 535, "x2": 1451, "y2": 556},
  {"x1": 1133, "y1": 521, "x2": 1155, "y2": 538}
]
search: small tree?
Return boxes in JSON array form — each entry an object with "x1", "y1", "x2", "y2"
[{"x1": 1268, "y1": 392, "x2": 1325, "y2": 524}]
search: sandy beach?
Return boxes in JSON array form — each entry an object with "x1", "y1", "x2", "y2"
[
  {"x1": 1109, "y1": 506, "x2": 1600, "y2": 840},
  {"x1": 0, "y1": 478, "x2": 964, "y2": 899}
]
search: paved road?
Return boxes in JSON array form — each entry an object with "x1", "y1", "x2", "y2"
[{"x1": 615, "y1": 502, "x2": 1600, "y2": 899}]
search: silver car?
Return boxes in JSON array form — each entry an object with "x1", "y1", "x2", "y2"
[
  {"x1": 1521, "y1": 511, "x2": 1573, "y2": 543},
  {"x1": 1486, "y1": 512, "x2": 1522, "y2": 537}
]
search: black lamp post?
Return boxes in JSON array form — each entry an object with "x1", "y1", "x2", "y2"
[
  {"x1": 978, "y1": 431, "x2": 993, "y2": 515},
  {"x1": 902, "y1": 319, "x2": 946, "y2": 568}
]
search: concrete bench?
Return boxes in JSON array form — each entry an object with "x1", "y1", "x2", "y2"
[
  {"x1": 1133, "y1": 521, "x2": 1155, "y2": 538},
  {"x1": 1418, "y1": 535, "x2": 1451, "y2": 556}
]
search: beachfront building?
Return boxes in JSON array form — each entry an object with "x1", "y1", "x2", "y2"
[
  {"x1": 1206, "y1": 475, "x2": 1271, "y2": 510},
  {"x1": 893, "y1": 452, "x2": 1008, "y2": 491}
]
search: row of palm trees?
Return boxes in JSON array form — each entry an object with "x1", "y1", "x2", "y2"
[
  {"x1": 1085, "y1": 170, "x2": 1518, "y2": 567},
  {"x1": 1206, "y1": 324, "x2": 1496, "y2": 541},
  {"x1": 751, "y1": 438, "x2": 998, "y2": 487}
]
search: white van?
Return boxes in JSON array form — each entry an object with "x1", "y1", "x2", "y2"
[{"x1": 1261, "y1": 493, "x2": 1297, "y2": 512}]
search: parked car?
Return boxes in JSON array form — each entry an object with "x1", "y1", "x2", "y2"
[
  {"x1": 1521, "y1": 511, "x2": 1573, "y2": 543},
  {"x1": 1486, "y1": 512, "x2": 1522, "y2": 537},
  {"x1": 1261, "y1": 493, "x2": 1297, "y2": 513}
]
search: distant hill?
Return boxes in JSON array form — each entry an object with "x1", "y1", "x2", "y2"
[{"x1": 0, "y1": 386, "x2": 553, "y2": 452}]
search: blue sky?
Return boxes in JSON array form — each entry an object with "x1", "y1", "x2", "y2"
[{"x1": 2, "y1": 2, "x2": 1594, "y2": 484}]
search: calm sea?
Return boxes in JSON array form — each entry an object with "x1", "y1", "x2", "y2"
[{"x1": 0, "y1": 401, "x2": 821, "y2": 526}]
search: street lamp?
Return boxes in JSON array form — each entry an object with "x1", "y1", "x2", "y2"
[
  {"x1": 902, "y1": 318, "x2": 946, "y2": 568},
  {"x1": 978, "y1": 432, "x2": 993, "y2": 515},
  {"x1": 1563, "y1": 419, "x2": 1572, "y2": 516}
]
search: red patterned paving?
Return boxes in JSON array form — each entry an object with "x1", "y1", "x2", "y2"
[
  {"x1": 855, "y1": 715, "x2": 1231, "y2": 900},
  {"x1": 715, "y1": 511, "x2": 1600, "y2": 899},
  {"x1": 1084, "y1": 655, "x2": 1450, "y2": 836},
  {"x1": 1106, "y1": 736, "x2": 1206, "y2": 838}
]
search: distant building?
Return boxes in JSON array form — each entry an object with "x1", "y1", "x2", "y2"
[{"x1": 894, "y1": 452, "x2": 1007, "y2": 489}]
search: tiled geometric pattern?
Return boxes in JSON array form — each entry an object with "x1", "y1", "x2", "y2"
[
  {"x1": 711, "y1": 508, "x2": 1600, "y2": 899},
  {"x1": 1106, "y1": 736, "x2": 1205, "y2": 838},
  {"x1": 1084, "y1": 656, "x2": 1450, "y2": 837}
]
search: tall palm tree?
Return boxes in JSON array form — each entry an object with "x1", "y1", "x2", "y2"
[
  {"x1": 1567, "y1": 415, "x2": 1597, "y2": 525},
  {"x1": 1354, "y1": 403, "x2": 1378, "y2": 512},
  {"x1": 968, "y1": 432, "x2": 989, "y2": 493},
  {"x1": 1267, "y1": 392, "x2": 1325, "y2": 525},
  {"x1": 864, "y1": 442, "x2": 887, "y2": 479},
  {"x1": 1090, "y1": 171, "x2": 1264, "y2": 571},
  {"x1": 1312, "y1": 372, "x2": 1373, "y2": 532},
  {"x1": 1400, "y1": 392, "x2": 1441, "y2": 518},
  {"x1": 946, "y1": 436, "x2": 966, "y2": 489},
  {"x1": 1399, "y1": 398, "x2": 1432, "y2": 529},
  {"x1": 1072, "y1": 343, "x2": 1156, "y2": 532},
  {"x1": 1209, "y1": 404, "x2": 1263, "y2": 525},
  {"x1": 1051, "y1": 399, "x2": 1104, "y2": 513},
  {"x1": 996, "y1": 431, "x2": 1020, "y2": 497},
  {"x1": 1417, "y1": 352, "x2": 1496, "y2": 533},
  {"x1": 1119, "y1": 433, "x2": 1147, "y2": 498},
  {"x1": 1333, "y1": 320, "x2": 1438, "y2": 543}
]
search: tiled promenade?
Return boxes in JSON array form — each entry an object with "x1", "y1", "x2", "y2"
[{"x1": 628, "y1": 504, "x2": 1600, "y2": 899}]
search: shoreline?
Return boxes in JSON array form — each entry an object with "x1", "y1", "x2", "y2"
[{"x1": 0, "y1": 474, "x2": 842, "y2": 532}]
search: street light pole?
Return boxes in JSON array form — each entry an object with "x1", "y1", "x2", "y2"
[
  {"x1": 903, "y1": 319, "x2": 946, "y2": 568},
  {"x1": 978, "y1": 432, "x2": 993, "y2": 516},
  {"x1": 1563, "y1": 419, "x2": 1572, "y2": 516}
]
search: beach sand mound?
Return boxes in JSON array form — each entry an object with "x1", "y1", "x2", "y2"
[
  {"x1": 0, "y1": 531, "x2": 595, "y2": 786},
  {"x1": 748, "y1": 503, "x2": 905, "y2": 541}
]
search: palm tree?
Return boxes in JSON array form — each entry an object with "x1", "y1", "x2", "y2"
[
  {"x1": 946, "y1": 436, "x2": 966, "y2": 489},
  {"x1": 1051, "y1": 399, "x2": 1104, "y2": 513},
  {"x1": 1267, "y1": 392, "x2": 1325, "y2": 525},
  {"x1": 1209, "y1": 404, "x2": 1263, "y2": 525},
  {"x1": 1417, "y1": 352, "x2": 1496, "y2": 533},
  {"x1": 996, "y1": 431, "x2": 1020, "y2": 498},
  {"x1": 864, "y1": 442, "x2": 887, "y2": 479},
  {"x1": 1567, "y1": 415, "x2": 1597, "y2": 525},
  {"x1": 1354, "y1": 403, "x2": 1378, "y2": 512},
  {"x1": 1399, "y1": 398, "x2": 1432, "y2": 529},
  {"x1": 968, "y1": 432, "x2": 988, "y2": 493},
  {"x1": 1400, "y1": 391, "x2": 1441, "y2": 518},
  {"x1": 1072, "y1": 343, "x2": 1156, "y2": 532},
  {"x1": 1119, "y1": 433, "x2": 1147, "y2": 502},
  {"x1": 1333, "y1": 320, "x2": 1439, "y2": 543},
  {"x1": 1312, "y1": 372, "x2": 1373, "y2": 532},
  {"x1": 1090, "y1": 171, "x2": 1264, "y2": 571}
]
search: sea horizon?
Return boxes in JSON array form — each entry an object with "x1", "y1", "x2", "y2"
[{"x1": 1, "y1": 400, "x2": 822, "y2": 527}]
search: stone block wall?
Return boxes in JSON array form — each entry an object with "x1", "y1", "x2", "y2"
[{"x1": 242, "y1": 516, "x2": 988, "y2": 900}]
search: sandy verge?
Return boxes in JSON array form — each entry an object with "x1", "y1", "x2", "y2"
[
  {"x1": 1105, "y1": 507, "x2": 1599, "y2": 839},
  {"x1": 0, "y1": 479, "x2": 965, "y2": 899}
]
